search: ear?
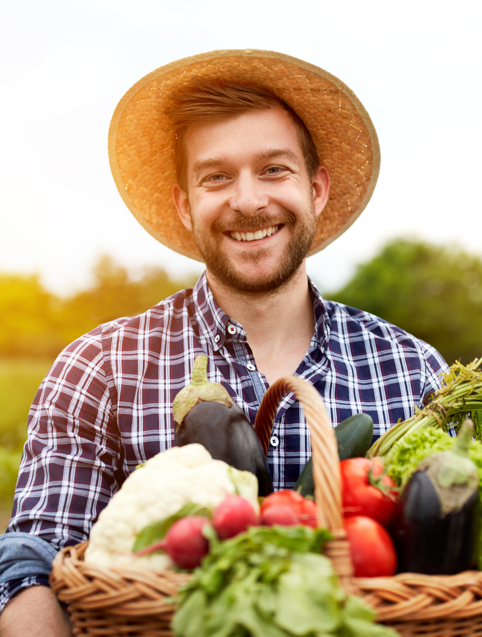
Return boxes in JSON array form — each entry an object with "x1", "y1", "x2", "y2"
[
  {"x1": 172, "y1": 184, "x2": 192, "y2": 231},
  {"x1": 312, "y1": 166, "x2": 330, "y2": 218}
]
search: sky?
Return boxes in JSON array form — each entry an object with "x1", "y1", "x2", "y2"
[{"x1": 2, "y1": 0, "x2": 481, "y2": 295}]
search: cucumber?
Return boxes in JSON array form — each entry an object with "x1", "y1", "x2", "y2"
[
  {"x1": 294, "y1": 413, "x2": 373, "y2": 497},
  {"x1": 335, "y1": 413, "x2": 374, "y2": 461}
]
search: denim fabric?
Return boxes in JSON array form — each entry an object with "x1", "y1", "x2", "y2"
[{"x1": 0, "y1": 532, "x2": 58, "y2": 612}]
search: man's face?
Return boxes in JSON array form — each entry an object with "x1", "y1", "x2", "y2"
[{"x1": 173, "y1": 107, "x2": 330, "y2": 293}]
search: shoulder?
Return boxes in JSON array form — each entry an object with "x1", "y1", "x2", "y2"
[
  {"x1": 43, "y1": 286, "x2": 196, "y2": 385},
  {"x1": 324, "y1": 299, "x2": 448, "y2": 377},
  {"x1": 99, "y1": 286, "x2": 195, "y2": 340}
]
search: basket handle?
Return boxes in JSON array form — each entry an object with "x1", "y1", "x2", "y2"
[{"x1": 254, "y1": 376, "x2": 355, "y2": 592}]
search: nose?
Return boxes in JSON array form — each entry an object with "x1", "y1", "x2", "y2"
[{"x1": 228, "y1": 171, "x2": 269, "y2": 217}]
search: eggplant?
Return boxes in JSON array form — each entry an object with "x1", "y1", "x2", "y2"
[
  {"x1": 173, "y1": 355, "x2": 273, "y2": 496},
  {"x1": 391, "y1": 420, "x2": 480, "y2": 575}
]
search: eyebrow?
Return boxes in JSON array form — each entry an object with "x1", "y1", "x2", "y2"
[{"x1": 192, "y1": 148, "x2": 301, "y2": 178}]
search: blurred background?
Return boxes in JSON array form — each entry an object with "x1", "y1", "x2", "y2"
[{"x1": 1, "y1": 0, "x2": 481, "y2": 529}]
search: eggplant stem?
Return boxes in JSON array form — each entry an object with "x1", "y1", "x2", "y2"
[{"x1": 191, "y1": 355, "x2": 209, "y2": 387}]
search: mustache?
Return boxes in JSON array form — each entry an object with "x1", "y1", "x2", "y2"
[{"x1": 211, "y1": 211, "x2": 296, "y2": 233}]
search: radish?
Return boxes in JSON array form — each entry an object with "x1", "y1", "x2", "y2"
[
  {"x1": 260, "y1": 504, "x2": 298, "y2": 527},
  {"x1": 164, "y1": 516, "x2": 211, "y2": 569},
  {"x1": 213, "y1": 495, "x2": 259, "y2": 539}
]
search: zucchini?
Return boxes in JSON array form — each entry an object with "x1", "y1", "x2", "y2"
[{"x1": 295, "y1": 413, "x2": 373, "y2": 497}]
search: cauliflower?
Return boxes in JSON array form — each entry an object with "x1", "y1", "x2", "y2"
[{"x1": 84, "y1": 444, "x2": 259, "y2": 571}]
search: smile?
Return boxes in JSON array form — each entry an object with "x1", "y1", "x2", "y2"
[{"x1": 229, "y1": 225, "x2": 279, "y2": 242}]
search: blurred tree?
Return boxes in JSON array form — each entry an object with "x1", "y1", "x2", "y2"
[
  {"x1": 328, "y1": 239, "x2": 482, "y2": 365},
  {"x1": 0, "y1": 274, "x2": 64, "y2": 358},
  {"x1": 59, "y1": 255, "x2": 197, "y2": 343},
  {"x1": 0, "y1": 257, "x2": 198, "y2": 358}
]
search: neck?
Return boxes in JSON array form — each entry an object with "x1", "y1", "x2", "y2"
[{"x1": 206, "y1": 264, "x2": 315, "y2": 385}]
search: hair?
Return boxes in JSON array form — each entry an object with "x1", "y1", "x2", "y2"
[{"x1": 164, "y1": 79, "x2": 320, "y2": 191}]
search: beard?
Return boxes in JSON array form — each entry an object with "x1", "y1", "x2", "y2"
[{"x1": 190, "y1": 204, "x2": 317, "y2": 294}]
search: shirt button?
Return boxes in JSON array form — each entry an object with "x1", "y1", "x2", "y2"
[
  {"x1": 214, "y1": 334, "x2": 220, "y2": 343},
  {"x1": 246, "y1": 363, "x2": 256, "y2": 371},
  {"x1": 227, "y1": 325, "x2": 237, "y2": 335},
  {"x1": 270, "y1": 435, "x2": 279, "y2": 447}
]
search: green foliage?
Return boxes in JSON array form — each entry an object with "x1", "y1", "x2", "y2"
[
  {"x1": 59, "y1": 256, "x2": 196, "y2": 344},
  {"x1": 0, "y1": 274, "x2": 65, "y2": 358},
  {"x1": 329, "y1": 239, "x2": 482, "y2": 364},
  {"x1": 0, "y1": 256, "x2": 197, "y2": 359},
  {"x1": 173, "y1": 525, "x2": 396, "y2": 637}
]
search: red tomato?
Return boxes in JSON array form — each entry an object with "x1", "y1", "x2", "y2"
[
  {"x1": 260, "y1": 490, "x2": 318, "y2": 528},
  {"x1": 340, "y1": 457, "x2": 398, "y2": 527},
  {"x1": 297, "y1": 498, "x2": 318, "y2": 529},
  {"x1": 344, "y1": 515, "x2": 397, "y2": 577},
  {"x1": 260, "y1": 490, "x2": 306, "y2": 517},
  {"x1": 261, "y1": 504, "x2": 299, "y2": 527}
]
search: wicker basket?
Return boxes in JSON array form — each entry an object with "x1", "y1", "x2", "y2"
[{"x1": 50, "y1": 376, "x2": 482, "y2": 636}]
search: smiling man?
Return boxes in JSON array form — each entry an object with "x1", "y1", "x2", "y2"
[
  {"x1": 0, "y1": 51, "x2": 447, "y2": 634},
  {"x1": 171, "y1": 92, "x2": 331, "y2": 386}
]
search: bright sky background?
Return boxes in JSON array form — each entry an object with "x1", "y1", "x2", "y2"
[{"x1": 2, "y1": 0, "x2": 481, "y2": 296}]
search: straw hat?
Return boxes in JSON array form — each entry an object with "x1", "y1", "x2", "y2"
[{"x1": 108, "y1": 49, "x2": 380, "y2": 261}]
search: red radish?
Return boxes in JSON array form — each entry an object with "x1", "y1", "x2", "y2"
[
  {"x1": 164, "y1": 516, "x2": 211, "y2": 569},
  {"x1": 260, "y1": 504, "x2": 298, "y2": 527},
  {"x1": 213, "y1": 495, "x2": 259, "y2": 539}
]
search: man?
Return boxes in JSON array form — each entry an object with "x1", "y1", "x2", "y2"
[{"x1": 0, "y1": 50, "x2": 447, "y2": 634}]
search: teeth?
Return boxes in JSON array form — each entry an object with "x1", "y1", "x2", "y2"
[{"x1": 230, "y1": 225, "x2": 279, "y2": 242}]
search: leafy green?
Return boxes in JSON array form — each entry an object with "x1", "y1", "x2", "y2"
[
  {"x1": 369, "y1": 358, "x2": 482, "y2": 458},
  {"x1": 172, "y1": 525, "x2": 397, "y2": 637},
  {"x1": 386, "y1": 427, "x2": 482, "y2": 567},
  {"x1": 385, "y1": 428, "x2": 454, "y2": 488},
  {"x1": 132, "y1": 502, "x2": 213, "y2": 552}
]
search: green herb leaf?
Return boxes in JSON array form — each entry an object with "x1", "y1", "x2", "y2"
[
  {"x1": 132, "y1": 502, "x2": 213, "y2": 553},
  {"x1": 173, "y1": 525, "x2": 394, "y2": 637}
]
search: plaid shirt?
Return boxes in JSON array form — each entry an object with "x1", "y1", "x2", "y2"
[{"x1": 1, "y1": 272, "x2": 447, "y2": 609}]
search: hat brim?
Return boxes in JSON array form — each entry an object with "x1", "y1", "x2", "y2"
[{"x1": 109, "y1": 49, "x2": 380, "y2": 261}]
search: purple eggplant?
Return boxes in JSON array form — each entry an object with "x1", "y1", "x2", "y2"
[
  {"x1": 391, "y1": 420, "x2": 480, "y2": 575},
  {"x1": 173, "y1": 355, "x2": 273, "y2": 496}
]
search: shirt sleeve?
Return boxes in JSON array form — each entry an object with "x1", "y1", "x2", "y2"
[
  {"x1": 0, "y1": 532, "x2": 57, "y2": 612},
  {"x1": 6, "y1": 326, "x2": 122, "y2": 553},
  {"x1": 417, "y1": 339, "x2": 449, "y2": 402}
]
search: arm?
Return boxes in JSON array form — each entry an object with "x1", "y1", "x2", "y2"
[
  {"x1": 1, "y1": 328, "x2": 122, "y2": 610},
  {"x1": 0, "y1": 586, "x2": 72, "y2": 637}
]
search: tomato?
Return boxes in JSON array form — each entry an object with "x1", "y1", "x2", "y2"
[
  {"x1": 344, "y1": 515, "x2": 397, "y2": 577},
  {"x1": 260, "y1": 490, "x2": 306, "y2": 516},
  {"x1": 261, "y1": 505, "x2": 299, "y2": 527},
  {"x1": 260, "y1": 490, "x2": 318, "y2": 528},
  {"x1": 340, "y1": 457, "x2": 398, "y2": 527},
  {"x1": 297, "y1": 498, "x2": 318, "y2": 528}
]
